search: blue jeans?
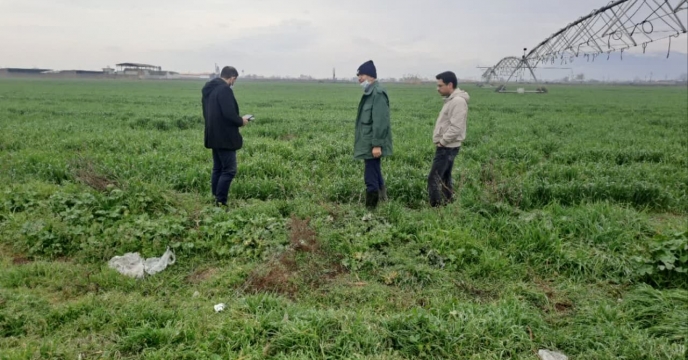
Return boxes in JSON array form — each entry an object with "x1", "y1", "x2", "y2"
[
  {"x1": 364, "y1": 158, "x2": 385, "y2": 192},
  {"x1": 211, "y1": 149, "x2": 237, "y2": 205},
  {"x1": 428, "y1": 147, "x2": 460, "y2": 207}
]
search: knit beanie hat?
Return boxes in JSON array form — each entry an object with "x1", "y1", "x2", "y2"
[{"x1": 357, "y1": 60, "x2": 377, "y2": 78}]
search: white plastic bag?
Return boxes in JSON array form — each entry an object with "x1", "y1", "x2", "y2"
[
  {"x1": 538, "y1": 350, "x2": 568, "y2": 360},
  {"x1": 143, "y1": 248, "x2": 176, "y2": 275},
  {"x1": 108, "y1": 247, "x2": 176, "y2": 278},
  {"x1": 108, "y1": 252, "x2": 146, "y2": 278}
]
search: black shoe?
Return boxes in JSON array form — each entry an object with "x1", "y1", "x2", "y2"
[
  {"x1": 365, "y1": 191, "x2": 379, "y2": 210},
  {"x1": 379, "y1": 186, "x2": 388, "y2": 202},
  {"x1": 429, "y1": 193, "x2": 449, "y2": 207},
  {"x1": 215, "y1": 201, "x2": 230, "y2": 212}
]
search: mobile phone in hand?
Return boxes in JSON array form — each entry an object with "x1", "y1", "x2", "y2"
[{"x1": 245, "y1": 114, "x2": 255, "y2": 121}]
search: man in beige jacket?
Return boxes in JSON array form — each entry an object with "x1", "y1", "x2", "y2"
[{"x1": 428, "y1": 71, "x2": 469, "y2": 207}]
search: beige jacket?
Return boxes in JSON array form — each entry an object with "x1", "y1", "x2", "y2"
[{"x1": 433, "y1": 89, "x2": 470, "y2": 148}]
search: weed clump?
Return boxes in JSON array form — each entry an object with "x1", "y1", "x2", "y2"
[{"x1": 633, "y1": 231, "x2": 688, "y2": 288}]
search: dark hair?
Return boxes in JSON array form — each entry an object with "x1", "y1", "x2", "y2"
[
  {"x1": 220, "y1": 66, "x2": 239, "y2": 79},
  {"x1": 435, "y1": 71, "x2": 458, "y2": 89}
]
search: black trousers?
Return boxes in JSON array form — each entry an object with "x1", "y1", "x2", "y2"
[
  {"x1": 428, "y1": 147, "x2": 460, "y2": 207},
  {"x1": 211, "y1": 149, "x2": 237, "y2": 205},
  {"x1": 364, "y1": 158, "x2": 385, "y2": 192}
]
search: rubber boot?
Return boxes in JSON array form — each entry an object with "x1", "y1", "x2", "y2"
[
  {"x1": 365, "y1": 191, "x2": 379, "y2": 210},
  {"x1": 379, "y1": 185, "x2": 388, "y2": 202}
]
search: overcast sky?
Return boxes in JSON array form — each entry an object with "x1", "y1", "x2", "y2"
[{"x1": 1, "y1": 0, "x2": 686, "y2": 79}]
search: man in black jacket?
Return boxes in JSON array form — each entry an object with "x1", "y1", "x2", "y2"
[{"x1": 201, "y1": 66, "x2": 251, "y2": 206}]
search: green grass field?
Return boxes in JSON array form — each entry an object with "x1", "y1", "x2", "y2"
[{"x1": 0, "y1": 79, "x2": 686, "y2": 359}]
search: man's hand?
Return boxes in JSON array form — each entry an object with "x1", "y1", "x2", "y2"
[
  {"x1": 241, "y1": 115, "x2": 251, "y2": 126},
  {"x1": 436, "y1": 142, "x2": 444, "y2": 148},
  {"x1": 372, "y1": 147, "x2": 382, "y2": 158}
]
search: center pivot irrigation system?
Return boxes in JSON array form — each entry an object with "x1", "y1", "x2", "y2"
[{"x1": 480, "y1": 0, "x2": 688, "y2": 93}]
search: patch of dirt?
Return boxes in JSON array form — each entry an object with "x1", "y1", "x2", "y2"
[
  {"x1": 243, "y1": 216, "x2": 346, "y2": 298},
  {"x1": 280, "y1": 133, "x2": 297, "y2": 141},
  {"x1": 452, "y1": 280, "x2": 499, "y2": 303},
  {"x1": 70, "y1": 157, "x2": 117, "y2": 192},
  {"x1": 554, "y1": 301, "x2": 574, "y2": 313},
  {"x1": 288, "y1": 216, "x2": 320, "y2": 252},
  {"x1": 185, "y1": 268, "x2": 219, "y2": 284},
  {"x1": 2, "y1": 245, "x2": 32, "y2": 265},
  {"x1": 12, "y1": 256, "x2": 31, "y2": 265},
  {"x1": 244, "y1": 255, "x2": 300, "y2": 296},
  {"x1": 535, "y1": 279, "x2": 574, "y2": 314},
  {"x1": 536, "y1": 279, "x2": 555, "y2": 299}
]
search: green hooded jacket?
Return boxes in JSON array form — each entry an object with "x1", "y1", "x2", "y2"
[{"x1": 354, "y1": 81, "x2": 393, "y2": 160}]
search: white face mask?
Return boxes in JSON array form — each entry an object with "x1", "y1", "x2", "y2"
[{"x1": 360, "y1": 80, "x2": 370, "y2": 89}]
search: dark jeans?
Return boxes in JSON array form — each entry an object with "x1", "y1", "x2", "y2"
[
  {"x1": 211, "y1": 149, "x2": 237, "y2": 205},
  {"x1": 428, "y1": 147, "x2": 460, "y2": 207},
  {"x1": 364, "y1": 158, "x2": 385, "y2": 192}
]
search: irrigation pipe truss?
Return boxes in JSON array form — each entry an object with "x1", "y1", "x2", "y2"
[{"x1": 482, "y1": 0, "x2": 687, "y2": 84}]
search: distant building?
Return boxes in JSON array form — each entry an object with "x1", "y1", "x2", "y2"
[
  {"x1": 115, "y1": 62, "x2": 162, "y2": 76},
  {"x1": 114, "y1": 63, "x2": 179, "y2": 78},
  {"x1": 0, "y1": 63, "x2": 183, "y2": 81},
  {"x1": 60, "y1": 70, "x2": 105, "y2": 75},
  {"x1": 0, "y1": 68, "x2": 51, "y2": 75}
]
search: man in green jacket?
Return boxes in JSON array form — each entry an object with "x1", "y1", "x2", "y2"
[{"x1": 354, "y1": 60, "x2": 393, "y2": 210}]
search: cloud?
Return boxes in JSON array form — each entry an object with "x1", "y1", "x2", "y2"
[
  {"x1": 0, "y1": 0, "x2": 686, "y2": 78},
  {"x1": 218, "y1": 19, "x2": 317, "y2": 54},
  {"x1": 153, "y1": 19, "x2": 320, "y2": 74}
]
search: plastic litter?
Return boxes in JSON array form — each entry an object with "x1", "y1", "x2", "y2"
[
  {"x1": 108, "y1": 253, "x2": 145, "y2": 278},
  {"x1": 538, "y1": 350, "x2": 568, "y2": 360},
  {"x1": 214, "y1": 303, "x2": 226, "y2": 312},
  {"x1": 143, "y1": 248, "x2": 176, "y2": 276},
  {"x1": 108, "y1": 247, "x2": 176, "y2": 279}
]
